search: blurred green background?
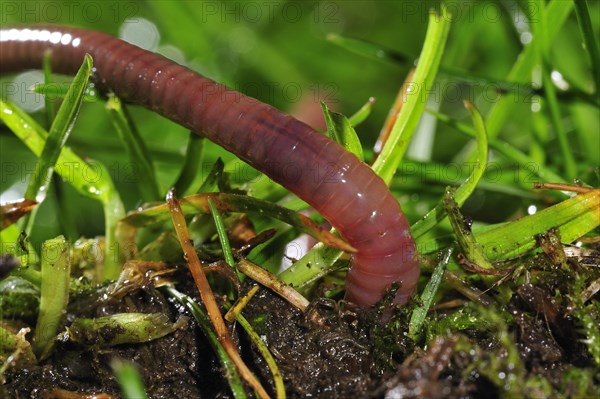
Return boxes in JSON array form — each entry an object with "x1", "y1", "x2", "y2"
[{"x1": 1, "y1": 0, "x2": 598, "y2": 248}]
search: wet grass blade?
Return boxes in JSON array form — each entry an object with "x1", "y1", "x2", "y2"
[
  {"x1": 208, "y1": 198, "x2": 236, "y2": 267},
  {"x1": 412, "y1": 101, "x2": 488, "y2": 239},
  {"x1": 164, "y1": 286, "x2": 247, "y2": 399},
  {"x1": 476, "y1": 189, "x2": 600, "y2": 260},
  {"x1": 24, "y1": 54, "x2": 92, "y2": 204},
  {"x1": 409, "y1": 248, "x2": 452, "y2": 341},
  {"x1": 112, "y1": 360, "x2": 149, "y2": 399},
  {"x1": 106, "y1": 94, "x2": 161, "y2": 202},
  {"x1": 123, "y1": 192, "x2": 355, "y2": 253},
  {"x1": 235, "y1": 311, "x2": 286, "y2": 399},
  {"x1": 278, "y1": 242, "x2": 344, "y2": 289},
  {"x1": 32, "y1": 236, "x2": 70, "y2": 360},
  {"x1": 174, "y1": 134, "x2": 205, "y2": 195},
  {"x1": 321, "y1": 102, "x2": 364, "y2": 161},
  {"x1": 372, "y1": 7, "x2": 451, "y2": 184},
  {"x1": 574, "y1": 0, "x2": 600, "y2": 101},
  {"x1": 425, "y1": 108, "x2": 567, "y2": 185}
]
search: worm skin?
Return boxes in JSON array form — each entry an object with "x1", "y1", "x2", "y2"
[{"x1": 0, "y1": 26, "x2": 419, "y2": 308}]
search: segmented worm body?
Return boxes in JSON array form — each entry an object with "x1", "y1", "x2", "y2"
[{"x1": 0, "y1": 26, "x2": 419, "y2": 307}]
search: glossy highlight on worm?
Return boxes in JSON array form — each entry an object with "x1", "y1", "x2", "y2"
[{"x1": 0, "y1": 26, "x2": 419, "y2": 308}]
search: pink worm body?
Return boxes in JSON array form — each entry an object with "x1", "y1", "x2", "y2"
[{"x1": 0, "y1": 26, "x2": 419, "y2": 307}]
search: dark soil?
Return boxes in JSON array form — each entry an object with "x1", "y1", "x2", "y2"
[{"x1": 3, "y1": 245, "x2": 600, "y2": 398}]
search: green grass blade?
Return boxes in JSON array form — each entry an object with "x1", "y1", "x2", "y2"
[
  {"x1": 321, "y1": 102, "x2": 364, "y2": 161},
  {"x1": 348, "y1": 97, "x2": 375, "y2": 127},
  {"x1": 174, "y1": 135, "x2": 205, "y2": 195},
  {"x1": 24, "y1": 54, "x2": 93, "y2": 203},
  {"x1": 409, "y1": 248, "x2": 452, "y2": 340},
  {"x1": 164, "y1": 286, "x2": 247, "y2": 399},
  {"x1": 426, "y1": 108, "x2": 567, "y2": 184},
  {"x1": 197, "y1": 158, "x2": 225, "y2": 193},
  {"x1": 208, "y1": 198, "x2": 236, "y2": 267},
  {"x1": 372, "y1": 7, "x2": 451, "y2": 184},
  {"x1": 42, "y1": 50, "x2": 56, "y2": 126},
  {"x1": 235, "y1": 312, "x2": 286, "y2": 399},
  {"x1": 477, "y1": 189, "x2": 599, "y2": 260},
  {"x1": 574, "y1": 0, "x2": 600, "y2": 100},
  {"x1": 484, "y1": 0, "x2": 573, "y2": 139},
  {"x1": 531, "y1": 0, "x2": 576, "y2": 180},
  {"x1": 106, "y1": 94, "x2": 161, "y2": 202},
  {"x1": 112, "y1": 360, "x2": 149, "y2": 399},
  {"x1": 412, "y1": 101, "x2": 489, "y2": 239},
  {"x1": 32, "y1": 236, "x2": 71, "y2": 360},
  {"x1": 278, "y1": 242, "x2": 343, "y2": 289}
]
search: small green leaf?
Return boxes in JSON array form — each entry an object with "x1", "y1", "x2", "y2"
[
  {"x1": 321, "y1": 102, "x2": 364, "y2": 161},
  {"x1": 68, "y1": 313, "x2": 185, "y2": 347}
]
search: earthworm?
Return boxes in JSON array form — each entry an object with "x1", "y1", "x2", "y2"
[{"x1": 0, "y1": 26, "x2": 419, "y2": 308}]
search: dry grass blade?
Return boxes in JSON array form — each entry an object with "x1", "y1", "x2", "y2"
[
  {"x1": 238, "y1": 259, "x2": 309, "y2": 312},
  {"x1": 165, "y1": 189, "x2": 270, "y2": 399}
]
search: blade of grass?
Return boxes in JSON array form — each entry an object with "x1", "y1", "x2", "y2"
[
  {"x1": 426, "y1": 108, "x2": 567, "y2": 184},
  {"x1": 412, "y1": 101, "x2": 489, "y2": 239},
  {"x1": 238, "y1": 259, "x2": 309, "y2": 311},
  {"x1": 321, "y1": 102, "x2": 364, "y2": 161},
  {"x1": 484, "y1": 0, "x2": 574, "y2": 139},
  {"x1": 531, "y1": 0, "x2": 576, "y2": 180},
  {"x1": 32, "y1": 235, "x2": 71, "y2": 360},
  {"x1": 166, "y1": 190, "x2": 269, "y2": 399},
  {"x1": 174, "y1": 134, "x2": 205, "y2": 195},
  {"x1": 164, "y1": 286, "x2": 247, "y2": 399},
  {"x1": 348, "y1": 97, "x2": 376, "y2": 127},
  {"x1": 278, "y1": 243, "x2": 344, "y2": 289},
  {"x1": 42, "y1": 50, "x2": 56, "y2": 128},
  {"x1": 112, "y1": 360, "x2": 149, "y2": 399},
  {"x1": 23, "y1": 54, "x2": 92, "y2": 204},
  {"x1": 234, "y1": 312, "x2": 286, "y2": 399},
  {"x1": 372, "y1": 7, "x2": 451, "y2": 184},
  {"x1": 106, "y1": 94, "x2": 161, "y2": 202},
  {"x1": 409, "y1": 248, "x2": 452, "y2": 340},
  {"x1": 476, "y1": 189, "x2": 600, "y2": 260},
  {"x1": 574, "y1": 0, "x2": 600, "y2": 101},
  {"x1": 208, "y1": 198, "x2": 236, "y2": 267}
]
